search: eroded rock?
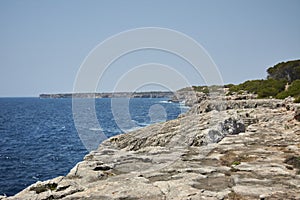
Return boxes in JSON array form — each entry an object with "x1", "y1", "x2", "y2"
[
  {"x1": 4, "y1": 99, "x2": 300, "y2": 200},
  {"x1": 294, "y1": 109, "x2": 300, "y2": 121}
]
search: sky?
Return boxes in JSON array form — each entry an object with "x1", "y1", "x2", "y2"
[{"x1": 0, "y1": 0, "x2": 299, "y2": 97}]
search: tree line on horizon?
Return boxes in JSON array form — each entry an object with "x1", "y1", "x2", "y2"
[{"x1": 193, "y1": 59, "x2": 300, "y2": 103}]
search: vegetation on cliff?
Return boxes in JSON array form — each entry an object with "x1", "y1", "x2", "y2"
[
  {"x1": 225, "y1": 59, "x2": 300, "y2": 101},
  {"x1": 276, "y1": 80, "x2": 300, "y2": 101},
  {"x1": 267, "y1": 59, "x2": 300, "y2": 83}
]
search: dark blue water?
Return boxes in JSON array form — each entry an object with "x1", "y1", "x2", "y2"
[{"x1": 0, "y1": 98, "x2": 187, "y2": 196}]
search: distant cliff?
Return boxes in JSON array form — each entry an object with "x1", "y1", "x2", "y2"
[{"x1": 39, "y1": 91, "x2": 175, "y2": 99}]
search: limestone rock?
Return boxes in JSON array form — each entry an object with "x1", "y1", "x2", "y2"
[
  {"x1": 4, "y1": 98, "x2": 300, "y2": 200},
  {"x1": 294, "y1": 108, "x2": 300, "y2": 121},
  {"x1": 186, "y1": 99, "x2": 287, "y2": 116}
]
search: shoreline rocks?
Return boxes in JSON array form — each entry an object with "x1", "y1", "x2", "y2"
[{"x1": 2, "y1": 98, "x2": 300, "y2": 200}]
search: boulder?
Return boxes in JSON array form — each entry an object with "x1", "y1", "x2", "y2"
[{"x1": 220, "y1": 117, "x2": 246, "y2": 135}]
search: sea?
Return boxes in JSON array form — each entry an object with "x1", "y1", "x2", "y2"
[{"x1": 0, "y1": 97, "x2": 188, "y2": 196}]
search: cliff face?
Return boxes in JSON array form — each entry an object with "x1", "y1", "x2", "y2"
[
  {"x1": 39, "y1": 91, "x2": 175, "y2": 99},
  {"x1": 2, "y1": 98, "x2": 300, "y2": 200}
]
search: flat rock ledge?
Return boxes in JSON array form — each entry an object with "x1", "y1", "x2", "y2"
[{"x1": 2, "y1": 99, "x2": 300, "y2": 200}]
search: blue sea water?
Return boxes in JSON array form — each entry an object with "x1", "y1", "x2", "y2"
[{"x1": 0, "y1": 97, "x2": 187, "y2": 196}]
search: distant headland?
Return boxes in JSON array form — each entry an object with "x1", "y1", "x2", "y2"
[
  {"x1": 39, "y1": 91, "x2": 175, "y2": 99},
  {"x1": 40, "y1": 59, "x2": 300, "y2": 102}
]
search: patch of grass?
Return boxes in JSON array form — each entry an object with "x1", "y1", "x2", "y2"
[{"x1": 232, "y1": 161, "x2": 241, "y2": 166}]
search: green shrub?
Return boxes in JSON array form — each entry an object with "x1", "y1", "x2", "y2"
[
  {"x1": 232, "y1": 161, "x2": 241, "y2": 165},
  {"x1": 192, "y1": 86, "x2": 209, "y2": 94},
  {"x1": 257, "y1": 87, "x2": 277, "y2": 98},
  {"x1": 228, "y1": 79, "x2": 286, "y2": 98},
  {"x1": 276, "y1": 80, "x2": 300, "y2": 99},
  {"x1": 228, "y1": 80, "x2": 263, "y2": 94},
  {"x1": 225, "y1": 84, "x2": 235, "y2": 88},
  {"x1": 257, "y1": 79, "x2": 286, "y2": 98},
  {"x1": 193, "y1": 60, "x2": 300, "y2": 99}
]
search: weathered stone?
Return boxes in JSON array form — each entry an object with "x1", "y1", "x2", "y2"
[
  {"x1": 294, "y1": 108, "x2": 300, "y2": 121},
  {"x1": 4, "y1": 98, "x2": 300, "y2": 200},
  {"x1": 186, "y1": 99, "x2": 285, "y2": 115}
]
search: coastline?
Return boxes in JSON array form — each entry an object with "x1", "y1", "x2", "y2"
[
  {"x1": 39, "y1": 91, "x2": 175, "y2": 99},
  {"x1": 2, "y1": 95, "x2": 300, "y2": 199}
]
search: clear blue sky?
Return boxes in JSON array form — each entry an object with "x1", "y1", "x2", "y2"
[{"x1": 0, "y1": 0, "x2": 299, "y2": 97}]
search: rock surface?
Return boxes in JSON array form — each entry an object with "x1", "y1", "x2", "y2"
[
  {"x1": 295, "y1": 108, "x2": 300, "y2": 121},
  {"x1": 2, "y1": 99, "x2": 300, "y2": 200}
]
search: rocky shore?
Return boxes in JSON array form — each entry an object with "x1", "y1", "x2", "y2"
[{"x1": 2, "y1": 95, "x2": 300, "y2": 200}]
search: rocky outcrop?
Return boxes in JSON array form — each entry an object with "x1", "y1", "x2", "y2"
[
  {"x1": 2, "y1": 99, "x2": 300, "y2": 200},
  {"x1": 170, "y1": 89, "x2": 207, "y2": 106},
  {"x1": 185, "y1": 98, "x2": 300, "y2": 116}
]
